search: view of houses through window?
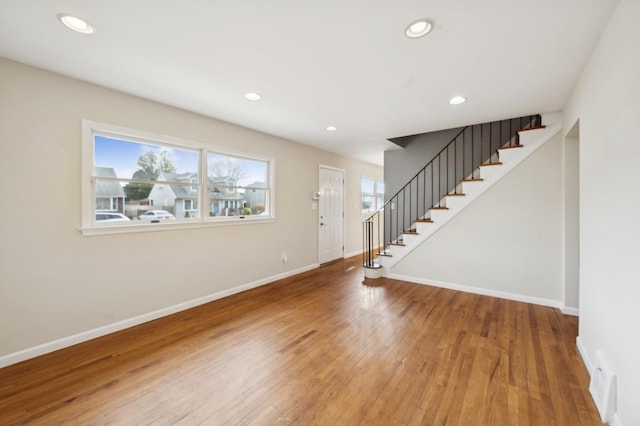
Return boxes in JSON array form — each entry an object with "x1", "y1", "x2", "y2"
[
  {"x1": 361, "y1": 177, "x2": 384, "y2": 214},
  {"x1": 87, "y1": 124, "x2": 271, "y2": 229}
]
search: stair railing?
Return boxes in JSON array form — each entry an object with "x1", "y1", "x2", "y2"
[{"x1": 363, "y1": 114, "x2": 541, "y2": 269}]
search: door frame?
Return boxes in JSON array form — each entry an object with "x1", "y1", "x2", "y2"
[{"x1": 318, "y1": 164, "x2": 346, "y2": 264}]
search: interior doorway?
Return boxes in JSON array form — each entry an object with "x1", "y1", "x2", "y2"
[{"x1": 318, "y1": 165, "x2": 345, "y2": 264}]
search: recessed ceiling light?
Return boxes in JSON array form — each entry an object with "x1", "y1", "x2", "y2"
[
  {"x1": 449, "y1": 96, "x2": 467, "y2": 105},
  {"x1": 57, "y1": 14, "x2": 95, "y2": 34},
  {"x1": 405, "y1": 19, "x2": 432, "y2": 39},
  {"x1": 326, "y1": 126, "x2": 338, "y2": 132},
  {"x1": 244, "y1": 92, "x2": 261, "y2": 101}
]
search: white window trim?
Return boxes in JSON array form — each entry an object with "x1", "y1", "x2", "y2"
[
  {"x1": 184, "y1": 199, "x2": 198, "y2": 211},
  {"x1": 81, "y1": 120, "x2": 276, "y2": 236},
  {"x1": 96, "y1": 197, "x2": 117, "y2": 212},
  {"x1": 361, "y1": 175, "x2": 384, "y2": 215}
]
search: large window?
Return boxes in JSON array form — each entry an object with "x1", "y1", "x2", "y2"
[
  {"x1": 361, "y1": 177, "x2": 384, "y2": 214},
  {"x1": 82, "y1": 120, "x2": 274, "y2": 235}
]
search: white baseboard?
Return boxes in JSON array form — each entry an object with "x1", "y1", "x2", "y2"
[
  {"x1": 612, "y1": 412, "x2": 623, "y2": 426},
  {"x1": 576, "y1": 335, "x2": 593, "y2": 373},
  {"x1": 387, "y1": 273, "x2": 564, "y2": 311},
  {"x1": 561, "y1": 306, "x2": 579, "y2": 316},
  {"x1": 344, "y1": 249, "x2": 362, "y2": 259},
  {"x1": 576, "y1": 339, "x2": 624, "y2": 426},
  {"x1": 0, "y1": 263, "x2": 319, "y2": 369}
]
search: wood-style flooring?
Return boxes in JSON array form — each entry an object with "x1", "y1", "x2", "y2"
[{"x1": 0, "y1": 256, "x2": 602, "y2": 425}]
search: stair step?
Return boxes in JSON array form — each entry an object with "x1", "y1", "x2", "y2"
[
  {"x1": 497, "y1": 144, "x2": 523, "y2": 151},
  {"x1": 518, "y1": 125, "x2": 546, "y2": 132},
  {"x1": 497, "y1": 144, "x2": 525, "y2": 164},
  {"x1": 444, "y1": 192, "x2": 466, "y2": 209},
  {"x1": 364, "y1": 116, "x2": 552, "y2": 275},
  {"x1": 428, "y1": 207, "x2": 449, "y2": 222},
  {"x1": 477, "y1": 162, "x2": 503, "y2": 179}
]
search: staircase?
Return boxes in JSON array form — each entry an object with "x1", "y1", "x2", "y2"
[{"x1": 363, "y1": 113, "x2": 561, "y2": 279}]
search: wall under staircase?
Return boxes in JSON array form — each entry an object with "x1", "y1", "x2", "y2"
[{"x1": 372, "y1": 113, "x2": 576, "y2": 313}]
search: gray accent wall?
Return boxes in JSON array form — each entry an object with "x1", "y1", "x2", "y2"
[{"x1": 383, "y1": 127, "x2": 464, "y2": 202}]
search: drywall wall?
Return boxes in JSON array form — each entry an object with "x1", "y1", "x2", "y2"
[
  {"x1": 384, "y1": 127, "x2": 463, "y2": 201},
  {"x1": 563, "y1": 0, "x2": 640, "y2": 424},
  {"x1": 0, "y1": 58, "x2": 382, "y2": 363},
  {"x1": 391, "y1": 131, "x2": 563, "y2": 304},
  {"x1": 563, "y1": 127, "x2": 580, "y2": 312}
]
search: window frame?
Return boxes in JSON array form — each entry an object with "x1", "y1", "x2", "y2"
[
  {"x1": 361, "y1": 176, "x2": 385, "y2": 215},
  {"x1": 96, "y1": 197, "x2": 118, "y2": 212},
  {"x1": 81, "y1": 120, "x2": 275, "y2": 236},
  {"x1": 184, "y1": 199, "x2": 198, "y2": 211}
]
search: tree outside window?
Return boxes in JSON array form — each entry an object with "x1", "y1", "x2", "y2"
[{"x1": 82, "y1": 120, "x2": 274, "y2": 234}]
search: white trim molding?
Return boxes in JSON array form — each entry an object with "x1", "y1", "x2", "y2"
[
  {"x1": 0, "y1": 263, "x2": 319, "y2": 368},
  {"x1": 388, "y1": 273, "x2": 564, "y2": 311},
  {"x1": 576, "y1": 336, "x2": 593, "y2": 373},
  {"x1": 561, "y1": 306, "x2": 580, "y2": 316}
]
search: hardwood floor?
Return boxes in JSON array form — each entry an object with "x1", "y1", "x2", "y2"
[{"x1": 0, "y1": 257, "x2": 602, "y2": 425}]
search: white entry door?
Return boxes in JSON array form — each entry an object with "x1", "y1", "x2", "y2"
[{"x1": 319, "y1": 166, "x2": 344, "y2": 264}]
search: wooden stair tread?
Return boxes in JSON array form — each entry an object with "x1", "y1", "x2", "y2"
[
  {"x1": 518, "y1": 125, "x2": 546, "y2": 132},
  {"x1": 497, "y1": 145, "x2": 523, "y2": 151},
  {"x1": 389, "y1": 242, "x2": 405, "y2": 246},
  {"x1": 401, "y1": 231, "x2": 418, "y2": 235},
  {"x1": 415, "y1": 219, "x2": 433, "y2": 223},
  {"x1": 462, "y1": 178, "x2": 483, "y2": 182},
  {"x1": 478, "y1": 162, "x2": 502, "y2": 167},
  {"x1": 445, "y1": 193, "x2": 465, "y2": 197},
  {"x1": 429, "y1": 207, "x2": 449, "y2": 210}
]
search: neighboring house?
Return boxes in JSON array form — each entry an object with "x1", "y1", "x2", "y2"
[
  {"x1": 208, "y1": 176, "x2": 245, "y2": 216},
  {"x1": 242, "y1": 181, "x2": 267, "y2": 214},
  {"x1": 148, "y1": 172, "x2": 246, "y2": 217},
  {"x1": 147, "y1": 172, "x2": 196, "y2": 218},
  {"x1": 95, "y1": 167, "x2": 125, "y2": 214}
]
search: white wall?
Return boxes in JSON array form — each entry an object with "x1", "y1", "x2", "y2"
[
  {"x1": 563, "y1": 0, "x2": 640, "y2": 424},
  {"x1": 0, "y1": 58, "x2": 382, "y2": 364},
  {"x1": 563, "y1": 125, "x2": 580, "y2": 312},
  {"x1": 391, "y1": 132, "x2": 564, "y2": 306}
]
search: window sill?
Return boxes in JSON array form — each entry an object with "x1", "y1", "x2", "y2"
[{"x1": 80, "y1": 216, "x2": 275, "y2": 236}]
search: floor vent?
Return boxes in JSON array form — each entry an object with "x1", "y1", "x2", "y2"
[{"x1": 589, "y1": 349, "x2": 617, "y2": 423}]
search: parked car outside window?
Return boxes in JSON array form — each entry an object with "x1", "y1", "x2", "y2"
[
  {"x1": 138, "y1": 210, "x2": 176, "y2": 220},
  {"x1": 96, "y1": 213, "x2": 131, "y2": 222}
]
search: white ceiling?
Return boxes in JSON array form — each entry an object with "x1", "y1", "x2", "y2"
[{"x1": 0, "y1": 0, "x2": 619, "y2": 165}]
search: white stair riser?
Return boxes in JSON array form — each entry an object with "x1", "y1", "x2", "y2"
[
  {"x1": 414, "y1": 222, "x2": 433, "y2": 234},
  {"x1": 461, "y1": 180, "x2": 484, "y2": 195},
  {"x1": 478, "y1": 164, "x2": 501, "y2": 179},
  {"x1": 444, "y1": 196, "x2": 465, "y2": 210},
  {"x1": 377, "y1": 256, "x2": 390, "y2": 267},
  {"x1": 497, "y1": 148, "x2": 522, "y2": 164},
  {"x1": 388, "y1": 244, "x2": 405, "y2": 256},
  {"x1": 428, "y1": 209, "x2": 449, "y2": 222},
  {"x1": 518, "y1": 130, "x2": 542, "y2": 146},
  {"x1": 401, "y1": 233, "x2": 420, "y2": 245}
]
